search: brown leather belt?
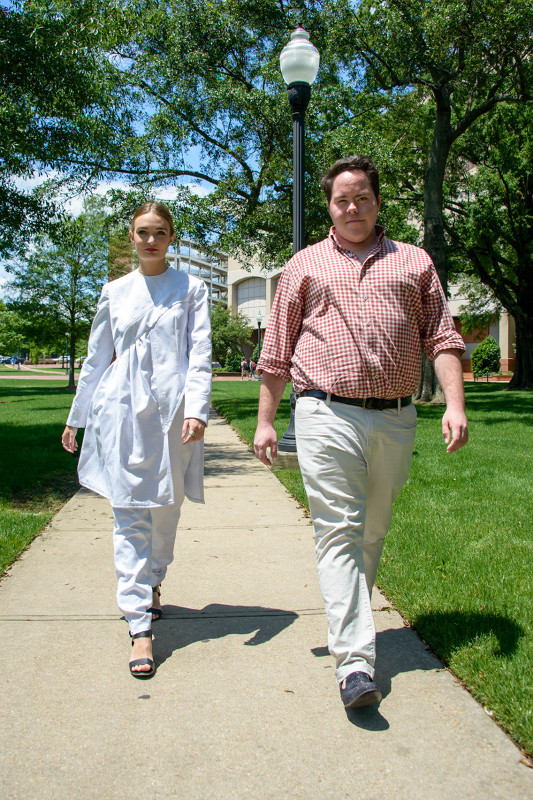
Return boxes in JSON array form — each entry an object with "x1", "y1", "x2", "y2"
[{"x1": 298, "y1": 390, "x2": 412, "y2": 411}]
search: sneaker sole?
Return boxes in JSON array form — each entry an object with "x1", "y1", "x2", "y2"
[{"x1": 344, "y1": 689, "x2": 382, "y2": 709}]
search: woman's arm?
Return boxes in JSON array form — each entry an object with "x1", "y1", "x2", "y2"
[
  {"x1": 65, "y1": 285, "x2": 115, "y2": 430},
  {"x1": 183, "y1": 281, "x2": 212, "y2": 426}
]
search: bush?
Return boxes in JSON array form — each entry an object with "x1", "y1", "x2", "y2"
[
  {"x1": 471, "y1": 336, "x2": 501, "y2": 377},
  {"x1": 226, "y1": 350, "x2": 243, "y2": 371}
]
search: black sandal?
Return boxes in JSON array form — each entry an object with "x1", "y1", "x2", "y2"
[
  {"x1": 148, "y1": 585, "x2": 163, "y2": 621},
  {"x1": 129, "y1": 630, "x2": 155, "y2": 679}
]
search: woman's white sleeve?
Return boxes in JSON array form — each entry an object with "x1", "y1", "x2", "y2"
[
  {"x1": 66, "y1": 285, "x2": 115, "y2": 428},
  {"x1": 183, "y1": 281, "x2": 212, "y2": 424}
]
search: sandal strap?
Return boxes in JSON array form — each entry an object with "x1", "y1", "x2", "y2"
[
  {"x1": 130, "y1": 630, "x2": 152, "y2": 641},
  {"x1": 129, "y1": 658, "x2": 154, "y2": 668}
]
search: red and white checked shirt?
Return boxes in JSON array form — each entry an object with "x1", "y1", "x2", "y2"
[{"x1": 257, "y1": 226, "x2": 465, "y2": 398}]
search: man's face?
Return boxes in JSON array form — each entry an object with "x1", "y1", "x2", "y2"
[{"x1": 327, "y1": 170, "x2": 381, "y2": 251}]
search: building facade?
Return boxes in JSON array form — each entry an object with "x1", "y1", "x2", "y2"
[
  {"x1": 166, "y1": 240, "x2": 228, "y2": 309},
  {"x1": 227, "y1": 256, "x2": 282, "y2": 356}
]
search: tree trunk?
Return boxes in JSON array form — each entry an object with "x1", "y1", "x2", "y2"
[
  {"x1": 419, "y1": 86, "x2": 454, "y2": 401},
  {"x1": 508, "y1": 316, "x2": 533, "y2": 390},
  {"x1": 67, "y1": 328, "x2": 76, "y2": 390}
]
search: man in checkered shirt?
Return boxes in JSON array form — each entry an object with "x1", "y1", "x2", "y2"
[{"x1": 254, "y1": 155, "x2": 468, "y2": 709}]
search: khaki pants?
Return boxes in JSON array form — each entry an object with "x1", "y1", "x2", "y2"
[{"x1": 295, "y1": 396, "x2": 417, "y2": 682}]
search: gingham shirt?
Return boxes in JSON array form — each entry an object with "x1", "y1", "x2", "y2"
[{"x1": 257, "y1": 226, "x2": 465, "y2": 398}]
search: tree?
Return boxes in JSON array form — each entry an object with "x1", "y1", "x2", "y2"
[
  {"x1": 0, "y1": 303, "x2": 26, "y2": 355},
  {"x1": 19, "y1": 0, "x2": 353, "y2": 267},
  {"x1": 9, "y1": 0, "x2": 532, "y2": 394},
  {"x1": 0, "y1": 1, "x2": 135, "y2": 252},
  {"x1": 331, "y1": 0, "x2": 532, "y2": 286},
  {"x1": 445, "y1": 103, "x2": 533, "y2": 389},
  {"x1": 5, "y1": 197, "x2": 111, "y2": 388},
  {"x1": 326, "y1": 0, "x2": 532, "y2": 396},
  {"x1": 210, "y1": 304, "x2": 252, "y2": 367}
]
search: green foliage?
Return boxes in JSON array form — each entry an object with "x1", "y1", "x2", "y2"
[
  {"x1": 0, "y1": 302, "x2": 26, "y2": 354},
  {"x1": 210, "y1": 303, "x2": 252, "y2": 366},
  {"x1": 3, "y1": 0, "x2": 532, "y2": 396},
  {"x1": 446, "y1": 102, "x2": 533, "y2": 388},
  {"x1": 4, "y1": 196, "x2": 110, "y2": 386},
  {"x1": 471, "y1": 336, "x2": 501, "y2": 377},
  {"x1": 0, "y1": 2, "x2": 135, "y2": 252},
  {"x1": 225, "y1": 350, "x2": 244, "y2": 372}
]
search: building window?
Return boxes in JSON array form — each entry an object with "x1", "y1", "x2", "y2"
[{"x1": 237, "y1": 278, "x2": 266, "y2": 320}]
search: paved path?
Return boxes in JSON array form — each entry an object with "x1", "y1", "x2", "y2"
[{"x1": 0, "y1": 410, "x2": 531, "y2": 800}]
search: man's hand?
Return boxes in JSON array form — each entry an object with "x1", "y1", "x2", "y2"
[
  {"x1": 254, "y1": 422, "x2": 278, "y2": 467},
  {"x1": 434, "y1": 349, "x2": 469, "y2": 454},
  {"x1": 442, "y1": 406, "x2": 468, "y2": 453},
  {"x1": 254, "y1": 371, "x2": 288, "y2": 467}
]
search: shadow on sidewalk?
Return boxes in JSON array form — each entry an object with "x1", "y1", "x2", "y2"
[
  {"x1": 311, "y1": 625, "x2": 443, "y2": 732},
  {"x1": 152, "y1": 602, "x2": 298, "y2": 666}
]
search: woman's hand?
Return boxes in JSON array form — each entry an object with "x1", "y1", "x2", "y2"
[
  {"x1": 62, "y1": 425, "x2": 78, "y2": 453},
  {"x1": 182, "y1": 418, "x2": 206, "y2": 444}
]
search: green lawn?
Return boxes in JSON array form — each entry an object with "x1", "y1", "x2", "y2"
[
  {"x1": 210, "y1": 381, "x2": 533, "y2": 757},
  {"x1": 0, "y1": 380, "x2": 79, "y2": 574}
]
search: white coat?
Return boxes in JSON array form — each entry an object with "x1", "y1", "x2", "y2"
[{"x1": 67, "y1": 267, "x2": 212, "y2": 508}]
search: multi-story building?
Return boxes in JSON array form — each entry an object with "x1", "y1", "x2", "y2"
[
  {"x1": 227, "y1": 255, "x2": 282, "y2": 356},
  {"x1": 166, "y1": 240, "x2": 228, "y2": 308}
]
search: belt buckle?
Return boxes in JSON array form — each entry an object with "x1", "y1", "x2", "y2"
[{"x1": 365, "y1": 398, "x2": 386, "y2": 410}]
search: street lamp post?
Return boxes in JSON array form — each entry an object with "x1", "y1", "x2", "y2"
[
  {"x1": 256, "y1": 311, "x2": 262, "y2": 357},
  {"x1": 277, "y1": 27, "x2": 320, "y2": 457},
  {"x1": 65, "y1": 333, "x2": 69, "y2": 376}
]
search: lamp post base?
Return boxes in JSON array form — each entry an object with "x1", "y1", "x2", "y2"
[
  {"x1": 277, "y1": 391, "x2": 299, "y2": 468},
  {"x1": 273, "y1": 450, "x2": 300, "y2": 471}
]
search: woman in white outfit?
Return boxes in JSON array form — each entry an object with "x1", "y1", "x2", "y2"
[{"x1": 61, "y1": 203, "x2": 212, "y2": 678}]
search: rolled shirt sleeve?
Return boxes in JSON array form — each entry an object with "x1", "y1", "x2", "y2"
[
  {"x1": 257, "y1": 265, "x2": 303, "y2": 380},
  {"x1": 420, "y1": 266, "x2": 466, "y2": 361}
]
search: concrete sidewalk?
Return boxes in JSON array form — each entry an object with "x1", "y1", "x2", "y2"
[{"x1": 0, "y1": 409, "x2": 531, "y2": 800}]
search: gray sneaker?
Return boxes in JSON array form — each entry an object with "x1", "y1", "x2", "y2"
[{"x1": 340, "y1": 671, "x2": 382, "y2": 708}]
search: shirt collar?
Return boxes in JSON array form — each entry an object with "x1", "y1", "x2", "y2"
[{"x1": 329, "y1": 225, "x2": 386, "y2": 258}]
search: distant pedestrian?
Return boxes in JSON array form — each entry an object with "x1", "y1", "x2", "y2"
[
  {"x1": 248, "y1": 359, "x2": 259, "y2": 380},
  {"x1": 241, "y1": 357, "x2": 248, "y2": 380},
  {"x1": 62, "y1": 202, "x2": 212, "y2": 679}
]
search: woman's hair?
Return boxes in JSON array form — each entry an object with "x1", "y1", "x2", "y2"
[{"x1": 130, "y1": 202, "x2": 175, "y2": 236}]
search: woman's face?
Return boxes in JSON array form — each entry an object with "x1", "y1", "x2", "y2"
[{"x1": 129, "y1": 212, "x2": 175, "y2": 262}]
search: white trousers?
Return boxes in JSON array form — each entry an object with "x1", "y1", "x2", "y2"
[
  {"x1": 295, "y1": 396, "x2": 417, "y2": 683},
  {"x1": 112, "y1": 412, "x2": 192, "y2": 635}
]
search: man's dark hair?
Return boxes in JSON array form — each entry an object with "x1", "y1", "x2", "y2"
[{"x1": 320, "y1": 155, "x2": 380, "y2": 203}]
